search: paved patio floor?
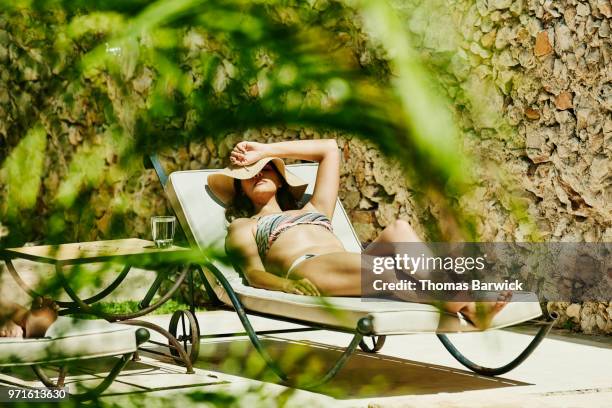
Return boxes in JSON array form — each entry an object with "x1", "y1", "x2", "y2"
[
  {"x1": 2, "y1": 310, "x2": 610, "y2": 407},
  {"x1": 1, "y1": 260, "x2": 611, "y2": 407}
]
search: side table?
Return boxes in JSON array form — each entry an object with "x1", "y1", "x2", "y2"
[{"x1": 1, "y1": 238, "x2": 201, "y2": 373}]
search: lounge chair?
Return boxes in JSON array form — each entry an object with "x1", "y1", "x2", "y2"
[
  {"x1": 0, "y1": 316, "x2": 149, "y2": 399},
  {"x1": 145, "y1": 156, "x2": 557, "y2": 387}
]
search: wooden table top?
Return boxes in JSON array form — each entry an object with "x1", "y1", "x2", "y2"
[{"x1": 1, "y1": 238, "x2": 191, "y2": 264}]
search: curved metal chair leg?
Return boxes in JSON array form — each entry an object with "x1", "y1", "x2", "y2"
[
  {"x1": 288, "y1": 331, "x2": 364, "y2": 389},
  {"x1": 437, "y1": 313, "x2": 558, "y2": 376},
  {"x1": 5, "y1": 260, "x2": 131, "y2": 309},
  {"x1": 31, "y1": 366, "x2": 67, "y2": 388},
  {"x1": 121, "y1": 319, "x2": 195, "y2": 374},
  {"x1": 202, "y1": 262, "x2": 372, "y2": 388},
  {"x1": 31, "y1": 354, "x2": 131, "y2": 400},
  {"x1": 359, "y1": 335, "x2": 386, "y2": 353},
  {"x1": 202, "y1": 262, "x2": 291, "y2": 381},
  {"x1": 72, "y1": 353, "x2": 133, "y2": 401},
  {"x1": 31, "y1": 328, "x2": 149, "y2": 400},
  {"x1": 55, "y1": 263, "x2": 189, "y2": 321},
  {"x1": 5, "y1": 260, "x2": 68, "y2": 308},
  {"x1": 168, "y1": 309, "x2": 201, "y2": 363},
  {"x1": 79, "y1": 264, "x2": 132, "y2": 305},
  {"x1": 196, "y1": 265, "x2": 223, "y2": 306}
]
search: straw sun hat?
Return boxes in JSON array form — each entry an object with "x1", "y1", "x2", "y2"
[{"x1": 208, "y1": 157, "x2": 308, "y2": 206}]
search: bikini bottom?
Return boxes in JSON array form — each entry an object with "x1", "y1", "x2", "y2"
[{"x1": 286, "y1": 254, "x2": 318, "y2": 278}]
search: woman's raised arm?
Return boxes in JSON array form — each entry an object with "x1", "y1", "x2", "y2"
[{"x1": 230, "y1": 139, "x2": 340, "y2": 217}]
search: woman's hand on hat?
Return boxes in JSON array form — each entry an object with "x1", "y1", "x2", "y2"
[{"x1": 230, "y1": 141, "x2": 267, "y2": 166}]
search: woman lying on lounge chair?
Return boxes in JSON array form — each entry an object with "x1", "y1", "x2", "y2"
[
  {"x1": 208, "y1": 139, "x2": 509, "y2": 329},
  {"x1": 0, "y1": 298, "x2": 58, "y2": 338}
]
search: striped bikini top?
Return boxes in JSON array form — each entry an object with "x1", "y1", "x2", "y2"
[{"x1": 255, "y1": 212, "x2": 333, "y2": 260}]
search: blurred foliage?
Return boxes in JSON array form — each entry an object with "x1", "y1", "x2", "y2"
[
  {"x1": 80, "y1": 299, "x2": 205, "y2": 317},
  {"x1": 0, "y1": 0, "x2": 550, "y2": 399},
  {"x1": 0, "y1": 0, "x2": 479, "y2": 249}
]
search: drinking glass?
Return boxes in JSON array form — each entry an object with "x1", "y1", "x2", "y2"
[{"x1": 151, "y1": 216, "x2": 176, "y2": 248}]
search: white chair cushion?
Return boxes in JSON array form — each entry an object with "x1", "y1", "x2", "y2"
[
  {"x1": 209, "y1": 261, "x2": 542, "y2": 334},
  {"x1": 0, "y1": 317, "x2": 141, "y2": 367},
  {"x1": 166, "y1": 164, "x2": 542, "y2": 334}
]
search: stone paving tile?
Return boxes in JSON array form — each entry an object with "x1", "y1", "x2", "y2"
[
  {"x1": 191, "y1": 336, "x2": 523, "y2": 399},
  {"x1": 367, "y1": 388, "x2": 612, "y2": 408},
  {"x1": 0, "y1": 356, "x2": 228, "y2": 399}
]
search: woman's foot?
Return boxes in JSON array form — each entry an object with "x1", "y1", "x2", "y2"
[
  {"x1": 23, "y1": 308, "x2": 57, "y2": 338},
  {"x1": 446, "y1": 291, "x2": 512, "y2": 330},
  {"x1": 0, "y1": 320, "x2": 24, "y2": 337},
  {"x1": 23, "y1": 299, "x2": 59, "y2": 338}
]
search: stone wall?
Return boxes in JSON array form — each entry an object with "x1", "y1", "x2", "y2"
[{"x1": 391, "y1": 0, "x2": 611, "y2": 333}]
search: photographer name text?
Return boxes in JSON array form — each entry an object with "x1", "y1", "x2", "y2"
[{"x1": 372, "y1": 279, "x2": 524, "y2": 291}]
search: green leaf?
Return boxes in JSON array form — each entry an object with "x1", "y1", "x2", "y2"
[{"x1": 1, "y1": 124, "x2": 47, "y2": 219}]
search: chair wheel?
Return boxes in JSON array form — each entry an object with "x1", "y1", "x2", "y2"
[
  {"x1": 168, "y1": 310, "x2": 200, "y2": 363},
  {"x1": 359, "y1": 335, "x2": 386, "y2": 353}
]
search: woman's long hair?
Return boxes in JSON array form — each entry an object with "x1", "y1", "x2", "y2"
[{"x1": 225, "y1": 163, "x2": 299, "y2": 222}]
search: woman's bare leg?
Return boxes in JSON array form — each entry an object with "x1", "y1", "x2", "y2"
[
  {"x1": 363, "y1": 219, "x2": 510, "y2": 329},
  {"x1": 290, "y1": 220, "x2": 509, "y2": 329},
  {"x1": 290, "y1": 247, "x2": 509, "y2": 329}
]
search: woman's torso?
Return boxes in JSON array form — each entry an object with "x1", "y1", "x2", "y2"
[{"x1": 244, "y1": 203, "x2": 346, "y2": 276}]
